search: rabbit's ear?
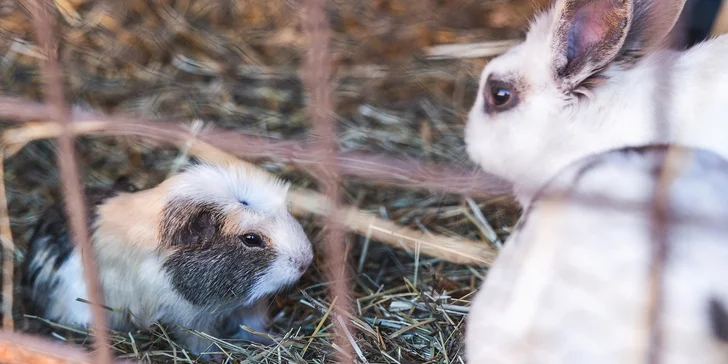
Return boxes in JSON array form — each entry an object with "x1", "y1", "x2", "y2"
[
  {"x1": 551, "y1": 0, "x2": 633, "y2": 91},
  {"x1": 622, "y1": 0, "x2": 687, "y2": 55}
]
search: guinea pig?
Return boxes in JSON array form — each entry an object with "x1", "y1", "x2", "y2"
[
  {"x1": 463, "y1": 0, "x2": 728, "y2": 207},
  {"x1": 465, "y1": 144, "x2": 728, "y2": 364},
  {"x1": 20, "y1": 160, "x2": 314, "y2": 356}
]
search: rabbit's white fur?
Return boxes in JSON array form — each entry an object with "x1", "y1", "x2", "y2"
[
  {"x1": 23, "y1": 160, "x2": 313, "y2": 355},
  {"x1": 465, "y1": 144, "x2": 728, "y2": 364},
  {"x1": 465, "y1": 0, "x2": 728, "y2": 207}
]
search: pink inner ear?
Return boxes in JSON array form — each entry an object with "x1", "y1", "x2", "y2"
[
  {"x1": 568, "y1": 0, "x2": 623, "y2": 60},
  {"x1": 575, "y1": 12, "x2": 608, "y2": 47}
]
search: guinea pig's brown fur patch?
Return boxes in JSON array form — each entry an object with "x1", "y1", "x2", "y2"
[{"x1": 93, "y1": 185, "x2": 168, "y2": 253}]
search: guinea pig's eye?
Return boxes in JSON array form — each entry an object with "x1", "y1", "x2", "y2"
[
  {"x1": 489, "y1": 86, "x2": 512, "y2": 107},
  {"x1": 240, "y1": 233, "x2": 265, "y2": 248}
]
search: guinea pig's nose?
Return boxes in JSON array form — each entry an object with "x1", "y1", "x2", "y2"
[
  {"x1": 290, "y1": 257, "x2": 311, "y2": 274},
  {"x1": 297, "y1": 258, "x2": 311, "y2": 274}
]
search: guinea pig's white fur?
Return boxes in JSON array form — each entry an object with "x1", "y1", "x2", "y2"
[
  {"x1": 22, "y1": 160, "x2": 313, "y2": 355},
  {"x1": 465, "y1": 0, "x2": 728, "y2": 207},
  {"x1": 465, "y1": 144, "x2": 728, "y2": 364}
]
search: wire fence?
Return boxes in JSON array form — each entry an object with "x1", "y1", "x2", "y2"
[{"x1": 0, "y1": 0, "x2": 727, "y2": 363}]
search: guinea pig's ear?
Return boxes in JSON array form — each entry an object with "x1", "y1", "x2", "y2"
[
  {"x1": 178, "y1": 209, "x2": 218, "y2": 245},
  {"x1": 550, "y1": 0, "x2": 633, "y2": 91},
  {"x1": 160, "y1": 203, "x2": 220, "y2": 247}
]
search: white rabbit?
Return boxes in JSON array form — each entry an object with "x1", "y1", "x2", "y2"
[
  {"x1": 464, "y1": 0, "x2": 728, "y2": 207},
  {"x1": 465, "y1": 144, "x2": 728, "y2": 364}
]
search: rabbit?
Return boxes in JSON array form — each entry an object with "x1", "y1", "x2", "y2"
[
  {"x1": 20, "y1": 159, "x2": 314, "y2": 356},
  {"x1": 463, "y1": 0, "x2": 728, "y2": 208},
  {"x1": 465, "y1": 144, "x2": 728, "y2": 364}
]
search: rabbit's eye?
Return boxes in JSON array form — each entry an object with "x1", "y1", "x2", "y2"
[
  {"x1": 240, "y1": 233, "x2": 265, "y2": 248},
  {"x1": 483, "y1": 76, "x2": 520, "y2": 113},
  {"x1": 490, "y1": 87, "x2": 512, "y2": 106}
]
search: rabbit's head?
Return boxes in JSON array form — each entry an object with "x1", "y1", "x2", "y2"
[{"x1": 465, "y1": 0, "x2": 687, "y2": 205}]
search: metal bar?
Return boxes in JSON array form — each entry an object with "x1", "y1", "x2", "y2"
[
  {"x1": 301, "y1": 0, "x2": 354, "y2": 361},
  {"x1": 28, "y1": 1, "x2": 113, "y2": 363},
  {"x1": 0, "y1": 153, "x2": 13, "y2": 330},
  {"x1": 0, "y1": 97, "x2": 512, "y2": 199},
  {"x1": 0, "y1": 331, "x2": 132, "y2": 364}
]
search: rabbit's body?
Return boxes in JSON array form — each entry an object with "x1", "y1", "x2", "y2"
[
  {"x1": 22, "y1": 161, "x2": 313, "y2": 355},
  {"x1": 465, "y1": 144, "x2": 728, "y2": 364},
  {"x1": 464, "y1": 0, "x2": 728, "y2": 207}
]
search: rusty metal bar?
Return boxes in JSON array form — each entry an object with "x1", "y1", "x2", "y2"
[
  {"x1": 646, "y1": 154, "x2": 671, "y2": 364},
  {"x1": 0, "y1": 97, "x2": 512, "y2": 199},
  {"x1": 301, "y1": 0, "x2": 355, "y2": 361},
  {"x1": 0, "y1": 153, "x2": 13, "y2": 330},
  {"x1": 643, "y1": 11, "x2": 688, "y2": 363},
  {"x1": 28, "y1": 1, "x2": 113, "y2": 364},
  {"x1": 0, "y1": 331, "x2": 131, "y2": 364}
]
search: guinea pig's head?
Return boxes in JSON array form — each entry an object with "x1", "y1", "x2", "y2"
[
  {"x1": 464, "y1": 0, "x2": 685, "y2": 204},
  {"x1": 156, "y1": 161, "x2": 313, "y2": 307}
]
